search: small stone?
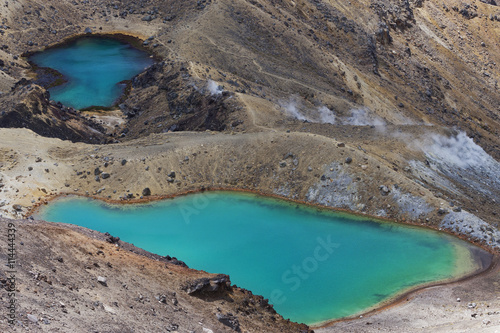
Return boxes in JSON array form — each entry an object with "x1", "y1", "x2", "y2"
[
  {"x1": 27, "y1": 314, "x2": 38, "y2": 323},
  {"x1": 337, "y1": 142, "x2": 345, "y2": 147},
  {"x1": 84, "y1": 27, "x2": 92, "y2": 34},
  {"x1": 379, "y1": 185, "x2": 390, "y2": 196},
  {"x1": 456, "y1": 298, "x2": 461, "y2": 302},
  {"x1": 28, "y1": 166, "x2": 33, "y2": 171},
  {"x1": 468, "y1": 302, "x2": 477, "y2": 309},
  {"x1": 307, "y1": 167, "x2": 313, "y2": 172},
  {"x1": 13, "y1": 204, "x2": 23, "y2": 211},
  {"x1": 279, "y1": 161, "x2": 287, "y2": 168},
  {"x1": 142, "y1": 188, "x2": 151, "y2": 196},
  {"x1": 167, "y1": 171, "x2": 176, "y2": 178},
  {"x1": 438, "y1": 208, "x2": 448, "y2": 215},
  {"x1": 103, "y1": 304, "x2": 116, "y2": 314},
  {"x1": 97, "y1": 276, "x2": 107, "y2": 286},
  {"x1": 121, "y1": 159, "x2": 127, "y2": 166},
  {"x1": 345, "y1": 157, "x2": 353, "y2": 164},
  {"x1": 101, "y1": 172, "x2": 110, "y2": 179},
  {"x1": 216, "y1": 313, "x2": 240, "y2": 331}
]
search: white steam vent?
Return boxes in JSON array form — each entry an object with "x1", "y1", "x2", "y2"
[{"x1": 207, "y1": 80, "x2": 223, "y2": 95}]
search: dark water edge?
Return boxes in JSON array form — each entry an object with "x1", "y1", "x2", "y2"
[{"x1": 29, "y1": 64, "x2": 67, "y2": 89}]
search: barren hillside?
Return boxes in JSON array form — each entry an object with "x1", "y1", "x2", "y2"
[{"x1": 0, "y1": 0, "x2": 500, "y2": 331}]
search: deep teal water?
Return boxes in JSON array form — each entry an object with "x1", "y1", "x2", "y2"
[
  {"x1": 35, "y1": 192, "x2": 476, "y2": 325},
  {"x1": 29, "y1": 37, "x2": 154, "y2": 109}
]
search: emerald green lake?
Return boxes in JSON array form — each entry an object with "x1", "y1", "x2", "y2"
[
  {"x1": 35, "y1": 192, "x2": 483, "y2": 325},
  {"x1": 29, "y1": 37, "x2": 154, "y2": 109}
]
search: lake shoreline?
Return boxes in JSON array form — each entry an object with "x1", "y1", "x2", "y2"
[
  {"x1": 22, "y1": 32, "x2": 163, "y2": 61},
  {"x1": 28, "y1": 187, "x2": 500, "y2": 255},
  {"x1": 28, "y1": 188, "x2": 497, "y2": 328},
  {"x1": 313, "y1": 247, "x2": 496, "y2": 328},
  {"x1": 24, "y1": 33, "x2": 159, "y2": 110}
]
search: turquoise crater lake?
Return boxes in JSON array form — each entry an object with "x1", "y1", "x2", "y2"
[
  {"x1": 35, "y1": 192, "x2": 485, "y2": 326},
  {"x1": 29, "y1": 36, "x2": 154, "y2": 109}
]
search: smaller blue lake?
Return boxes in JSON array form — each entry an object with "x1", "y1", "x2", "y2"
[
  {"x1": 29, "y1": 37, "x2": 154, "y2": 109},
  {"x1": 35, "y1": 192, "x2": 485, "y2": 326}
]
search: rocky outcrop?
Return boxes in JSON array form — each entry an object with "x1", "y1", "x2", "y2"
[
  {"x1": 441, "y1": 211, "x2": 500, "y2": 249},
  {"x1": 306, "y1": 162, "x2": 361, "y2": 211},
  {"x1": 184, "y1": 274, "x2": 231, "y2": 295},
  {"x1": 119, "y1": 61, "x2": 233, "y2": 139},
  {"x1": 371, "y1": 0, "x2": 418, "y2": 30},
  {"x1": 0, "y1": 82, "x2": 107, "y2": 143}
]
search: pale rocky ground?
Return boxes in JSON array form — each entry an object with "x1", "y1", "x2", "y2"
[{"x1": 0, "y1": 0, "x2": 500, "y2": 331}]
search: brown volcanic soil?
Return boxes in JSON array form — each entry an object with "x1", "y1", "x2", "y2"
[
  {"x1": 0, "y1": 218, "x2": 310, "y2": 332},
  {"x1": 0, "y1": 0, "x2": 500, "y2": 331}
]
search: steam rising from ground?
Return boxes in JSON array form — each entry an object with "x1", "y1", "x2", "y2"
[
  {"x1": 416, "y1": 131, "x2": 500, "y2": 198},
  {"x1": 317, "y1": 106, "x2": 337, "y2": 124},
  {"x1": 426, "y1": 132, "x2": 494, "y2": 169},
  {"x1": 280, "y1": 98, "x2": 336, "y2": 124},
  {"x1": 207, "y1": 80, "x2": 223, "y2": 95},
  {"x1": 281, "y1": 98, "x2": 309, "y2": 121},
  {"x1": 280, "y1": 98, "x2": 388, "y2": 126},
  {"x1": 344, "y1": 108, "x2": 386, "y2": 127}
]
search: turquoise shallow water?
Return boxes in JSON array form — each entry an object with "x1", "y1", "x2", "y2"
[
  {"x1": 29, "y1": 37, "x2": 154, "y2": 109},
  {"x1": 35, "y1": 192, "x2": 477, "y2": 325}
]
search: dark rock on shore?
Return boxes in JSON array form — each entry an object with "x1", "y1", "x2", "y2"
[
  {"x1": 142, "y1": 187, "x2": 151, "y2": 196},
  {"x1": 184, "y1": 274, "x2": 231, "y2": 295},
  {"x1": 31, "y1": 66, "x2": 67, "y2": 89},
  {"x1": 104, "y1": 232, "x2": 120, "y2": 244}
]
